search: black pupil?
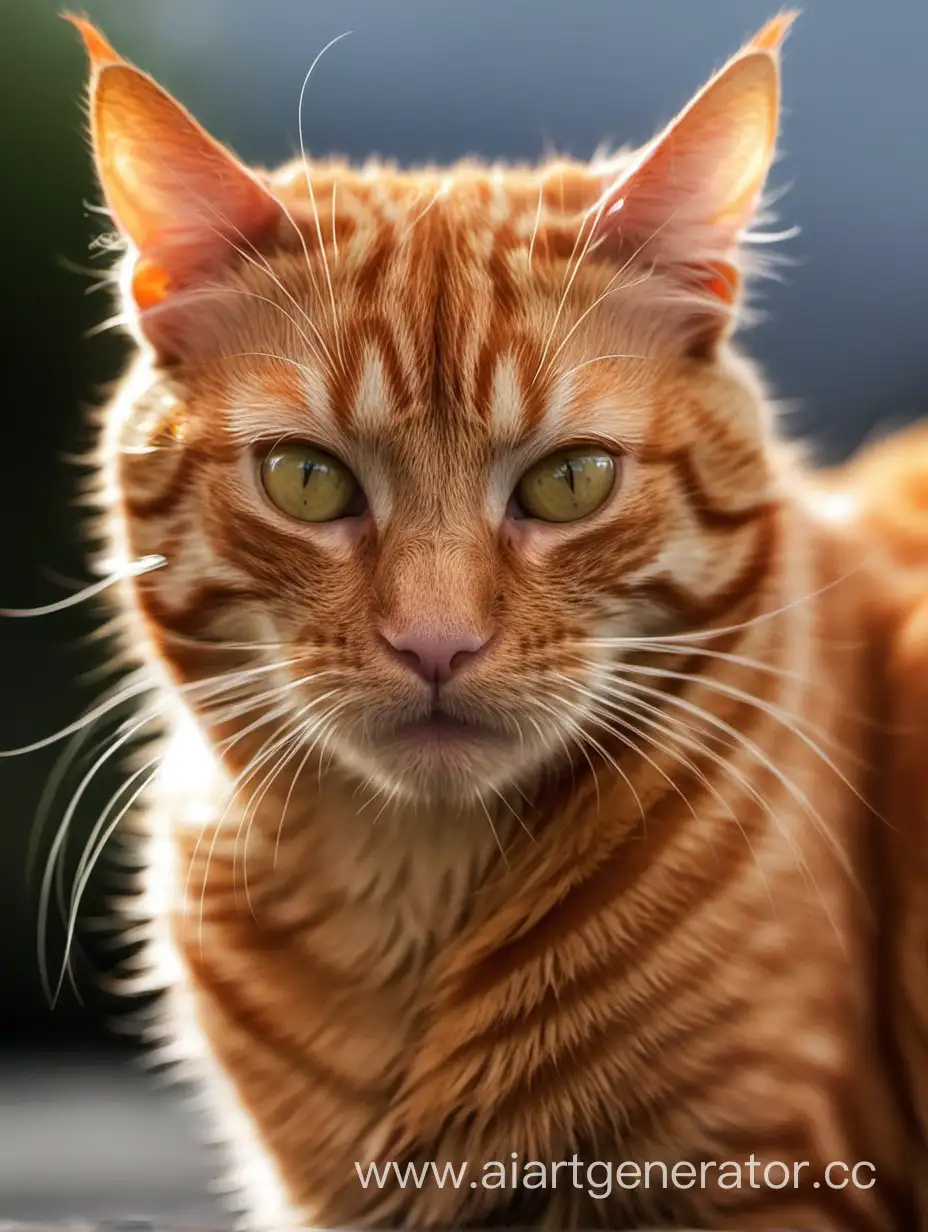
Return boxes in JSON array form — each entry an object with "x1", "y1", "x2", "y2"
[
  {"x1": 301, "y1": 459, "x2": 316, "y2": 488},
  {"x1": 562, "y1": 459, "x2": 577, "y2": 493}
]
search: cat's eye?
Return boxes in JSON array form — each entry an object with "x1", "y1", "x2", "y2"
[
  {"x1": 261, "y1": 442, "x2": 364, "y2": 522},
  {"x1": 514, "y1": 447, "x2": 616, "y2": 523}
]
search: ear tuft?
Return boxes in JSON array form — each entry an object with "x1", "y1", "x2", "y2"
[
  {"x1": 63, "y1": 12, "x2": 123, "y2": 68},
  {"x1": 747, "y1": 9, "x2": 799, "y2": 53}
]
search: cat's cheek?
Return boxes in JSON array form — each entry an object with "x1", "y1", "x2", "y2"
[
  {"x1": 273, "y1": 515, "x2": 373, "y2": 556},
  {"x1": 502, "y1": 518, "x2": 595, "y2": 565},
  {"x1": 242, "y1": 494, "x2": 375, "y2": 560}
]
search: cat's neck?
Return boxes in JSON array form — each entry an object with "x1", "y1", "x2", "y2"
[{"x1": 157, "y1": 719, "x2": 521, "y2": 973}]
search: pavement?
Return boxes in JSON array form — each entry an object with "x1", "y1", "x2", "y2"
[{"x1": 0, "y1": 1052, "x2": 223, "y2": 1226}]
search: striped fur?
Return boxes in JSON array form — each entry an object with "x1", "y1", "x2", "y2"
[{"x1": 72, "y1": 14, "x2": 928, "y2": 1231}]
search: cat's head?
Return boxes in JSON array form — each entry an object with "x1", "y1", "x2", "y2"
[{"x1": 76, "y1": 14, "x2": 792, "y2": 804}]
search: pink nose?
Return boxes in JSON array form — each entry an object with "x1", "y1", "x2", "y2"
[{"x1": 382, "y1": 627, "x2": 493, "y2": 685}]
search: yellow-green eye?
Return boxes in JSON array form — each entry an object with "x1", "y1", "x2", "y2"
[
  {"x1": 515, "y1": 447, "x2": 616, "y2": 523},
  {"x1": 261, "y1": 443, "x2": 363, "y2": 522}
]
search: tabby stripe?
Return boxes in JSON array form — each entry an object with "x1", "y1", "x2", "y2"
[
  {"x1": 489, "y1": 970, "x2": 746, "y2": 1124},
  {"x1": 640, "y1": 443, "x2": 771, "y2": 529},
  {"x1": 212, "y1": 507, "x2": 329, "y2": 589},
  {"x1": 196, "y1": 918, "x2": 367, "y2": 1002},
  {"x1": 138, "y1": 581, "x2": 261, "y2": 639},
  {"x1": 621, "y1": 508, "x2": 776, "y2": 625},
  {"x1": 123, "y1": 449, "x2": 199, "y2": 518},
  {"x1": 330, "y1": 315, "x2": 413, "y2": 425},
  {"x1": 351, "y1": 220, "x2": 395, "y2": 299},
  {"x1": 474, "y1": 333, "x2": 545, "y2": 431},
  {"x1": 486, "y1": 222, "x2": 520, "y2": 319},
  {"x1": 478, "y1": 964, "x2": 746, "y2": 1123},
  {"x1": 186, "y1": 949, "x2": 387, "y2": 1108},
  {"x1": 443, "y1": 822, "x2": 760, "y2": 1067}
]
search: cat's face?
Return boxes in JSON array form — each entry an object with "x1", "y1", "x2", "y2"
[{"x1": 82, "y1": 15, "x2": 787, "y2": 802}]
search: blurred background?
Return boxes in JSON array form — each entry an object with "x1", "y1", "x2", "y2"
[{"x1": 1, "y1": 0, "x2": 926, "y2": 1223}]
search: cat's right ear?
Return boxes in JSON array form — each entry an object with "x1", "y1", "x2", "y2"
[
  {"x1": 591, "y1": 12, "x2": 795, "y2": 354},
  {"x1": 67, "y1": 15, "x2": 283, "y2": 352}
]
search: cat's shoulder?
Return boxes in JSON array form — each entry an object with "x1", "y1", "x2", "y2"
[
  {"x1": 811, "y1": 422, "x2": 928, "y2": 597},
  {"x1": 832, "y1": 422, "x2": 928, "y2": 571},
  {"x1": 807, "y1": 421, "x2": 928, "y2": 676}
]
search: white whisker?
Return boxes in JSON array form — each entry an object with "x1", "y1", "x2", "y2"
[
  {"x1": 488, "y1": 785, "x2": 537, "y2": 848},
  {"x1": 403, "y1": 178, "x2": 449, "y2": 239},
  {"x1": 56, "y1": 757, "x2": 160, "y2": 1003},
  {"x1": 297, "y1": 32, "x2": 352, "y2": 369},
  {"x1": 207, "y1": 286, "x2": 335, "y2": 374},
  {"x1": 38, "y1": 711, "x2": 154, "y2": 1004},
  {"x1": 544, "y1": 692, "x2": 646, "y2": 827},
  {"x1": 575, "y1": 680, "x2": 840, "y2": 936},
  {"x1": 195, "y1": 713, "x2": 311, "y2": 947},
  {"x1": 238, "y1": 694, "x2": 352, "y2": 915},
  {"x1": 133, "y1": 159, "x2": 338, "y2": 374},
  {"x1": 533, "y1": 189, "x2": 612, "y2": 385},
  {"x1": 597, "y1": 658, "x2": 877, "y2": 817},
  {"x1": 1, "y1": 555, "x2": 164, "y2": 618},
  {"x1": 476, "y1": 793, "x2": 510, "y2": 869},
  {"x1": 194, "y1": 684, "x2": 346, "y2": 934},
  {"x1": 589, "y1": 671, "x2": 860, "y2": 900},
  {"x1": 533, "y1": 204, "x2": 683, "y2": 390},
  {"x1": 559, "y1": 352, "x2": 650, "y2": 379},
  {"x1": 572, "y1": 561, "x2": 866, "y2": 651},
  {"x1": 526, "y1": 177, "x2": 546, "y2": 270},
  {"x1": 330, "y1": 180, "x2": 339, "y2": 265}
]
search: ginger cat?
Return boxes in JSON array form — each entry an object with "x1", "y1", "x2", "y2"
[{"x1": 63, "y1": 11, "x2": 928, "y2": 1230}]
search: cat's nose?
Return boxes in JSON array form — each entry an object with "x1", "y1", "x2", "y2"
[{"x1": 381, "y1": 626, "x2": 494, "y2": 685}]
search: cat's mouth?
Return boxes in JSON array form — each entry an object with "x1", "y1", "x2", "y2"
[
  {"x1": 361, "y1": 704, "x2": 523, "y2": 792},
  {"x1": 391, "y1": 708, "x2": 498, "y2": 747}
]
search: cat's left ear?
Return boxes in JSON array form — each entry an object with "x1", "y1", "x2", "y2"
[
  {"x1": 595, "y1": 11, "x2": 796, "y2": 350},
  {"x1": 67, "y1": 16, "x2": 283, "y2": 324}
]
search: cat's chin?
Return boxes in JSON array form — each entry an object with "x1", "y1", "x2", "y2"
[{"x1": 339, "y1": 713, "x2": 530, "y2": 803}]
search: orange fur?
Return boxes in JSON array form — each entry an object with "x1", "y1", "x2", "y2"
[{"x1": 68, "y1": 13, "x2": 928, "y2": 1231}]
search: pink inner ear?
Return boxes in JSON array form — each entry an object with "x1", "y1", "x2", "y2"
[
  {"x1": 63, "y1": 13, "x2": 122, "y2": 67},
  {"x1": 592, "y1": 49, "x2": 780, "y2": 293},
  {"x1": 748, "y1": 9, "x2": 799, "y2": 53}
]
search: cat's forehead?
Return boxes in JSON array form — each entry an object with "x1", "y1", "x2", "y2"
[
  {"x1": 269, "y1": 156, "x2": 620, "y2": 238},
  {"x1": 213, "y1": 155, "x2": 653, "y2": 456},
  {"x1": 266, "y1": 155, "x2": 634, "y2": 325}
]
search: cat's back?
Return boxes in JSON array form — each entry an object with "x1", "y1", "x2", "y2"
[
  {"x1": 810, "y1": 421, "x2": 928, "y2": 817},
  {"x1": 833, "y1": 424, "x2": 928, "y2": 1220},
  {"x1": 802, "y1": 423, "x2": 928, "y2": 1219}
]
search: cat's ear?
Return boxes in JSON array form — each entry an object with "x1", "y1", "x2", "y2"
[
  {"x1": 67, "y1": 16, "x2": 283, "y2": 330},
  {"x1": 595, "y1": 11, "x2": 796, "y2": 350}
]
